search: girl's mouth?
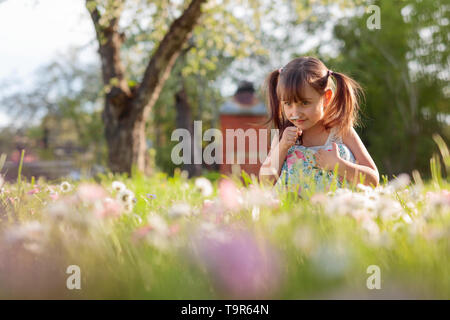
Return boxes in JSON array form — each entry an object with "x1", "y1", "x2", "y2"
[{"x1": 290, "y1": 116, "x2": 306, "y2": 125}]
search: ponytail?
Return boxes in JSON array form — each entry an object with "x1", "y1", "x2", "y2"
[
  {"x1": 263, "y1": 69, "x2": 288, "y2": 140},
  {"x1": 323, "y1": 71, "x2": 364, "y2": 138}
]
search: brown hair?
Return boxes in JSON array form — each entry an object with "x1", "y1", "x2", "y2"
[{"x1": 263, "y1": 56, "x2": 364, "y2": 140}]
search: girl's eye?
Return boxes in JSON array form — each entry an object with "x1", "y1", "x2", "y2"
[{"x1": 283, "y1": 101, "x2": 308, "y2": 107}]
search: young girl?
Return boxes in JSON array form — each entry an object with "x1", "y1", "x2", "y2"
[{"x1": 259, "y1": 56, "x2": 379, "y2": 193}]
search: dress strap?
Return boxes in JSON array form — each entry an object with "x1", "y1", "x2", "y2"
[{"x1": 326, "y1": 127, "x2": 343, "y2": 144}]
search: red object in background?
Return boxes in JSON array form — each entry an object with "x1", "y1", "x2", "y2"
[
  {"x1": 10, "y1": 150, "x2": 38, "y2": 164},
  {"x1": 218, "y1": 81, "x2": 270, "y2": 179},
  {"x1": 219, "y1": 114, "x2": 270, "y2": 177}
]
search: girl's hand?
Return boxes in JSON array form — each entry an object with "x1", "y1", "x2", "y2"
[
  {"x1": 315, "y1": 142, "x2": 341, "y2": 171},
  {"x1": 280, "y1": 126, "x2": 302, "y2": 150}
]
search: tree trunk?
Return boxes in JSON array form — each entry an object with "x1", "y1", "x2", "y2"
[
  {"x1": 175, "y1": 83, "x2": 202, "y2": 177},
  {"x1": 86, "y1": 0, "x2": 207, "y2": 175},
  {"x1": 103, "y1": 101, "x2": 146, "y2": 174}
]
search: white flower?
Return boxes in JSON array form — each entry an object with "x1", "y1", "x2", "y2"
[
  {"x1": 117, "y1": 189, "x2": 134, "y2": 204},
  {"x1": 144, "y1": 214, "x2": 170, "y2": 250},
  {"x1": 361, "y1": 218, "x2": 380, "y2": 237},
  {"x1": 245, "y1": 185, "x2": 280, "y2": 208},
  {"x1": 310, "y1": 193, "x2": 328, "y2": 204},
  {"x1": 202, "y1": 198, "x2": 224, "y2": 216},
  {"x1": 388, "y1": 173, "x2": 410, "y2": 191},
  {"x1": 5, "y1": 221, "x2": 44, "y2": 242},
  {"x1": 404, "y1": 201, "x2": 418, "y2": 216},
  {"x1": 181, "y1": 182, "x2": 189, "y2": 191},
  {"x1": 324, "y1": 192, "x2": 366, "y2": 217},
  {"x1": 378, "y1": 198, "x2": 404, "y2": 221},
  {"x1": 357, "y1": 183, "x2": 373, "y2": 194},
  {"x1": 392, "y1": 222, "x2": 405, "y2": 232},
  {"x1": 47, "y1": 201, "x2": 71, "y2": 220},
  {"x1": 426, "y1": 190, "x2": 450, "y2": 208},
  {"x1": 402, "y1": 213, "x2": 413, "y2": 224},
  {"x1": 4, "y1": 221, "x2": 47, "y2": 254},
  {"x1": 409, "y1": 218, "x2": 427, "y2": 235},
  {"x1": 374, "y1": 185, "x2": 395, "y2": 195},
  {"x1": 180, "y1": 170, "x2": 189, "y2": 180},
  {"x1": 147, "y1": 214, "x2": 169, "y2": 235},
  {"x1": 251, "y1": 206, "x2": 260, "y2": 221},
  {"x1": 59, "y1": 181, "x2": 73, "y2": 193},
  {"x1": 133, "y1": 214, "x2": 143, "y2": 224},
  {"x1": 168, "y1": 202, "x2": 191, "y2": 218},
  {"x1": 195, "y1": 177, "x2": 213, "y2": 197},
  {"x1": 112, "y1": 181, "x2": 126, "y2": 193},
  {"x1": 123, "y1": 201, "x2": 134, "y2": 213}
]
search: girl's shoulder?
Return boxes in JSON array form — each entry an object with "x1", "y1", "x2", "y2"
[{"x1": 327, "y1": 126, "x2": 343, "y2": 144}]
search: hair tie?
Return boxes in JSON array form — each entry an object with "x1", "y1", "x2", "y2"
[
  {"x1": 328, "y1": 69, "x2": 334, "y2": 77},
  {"x1": 278, "y1": 67, "x2": 284, "y2": 74}
]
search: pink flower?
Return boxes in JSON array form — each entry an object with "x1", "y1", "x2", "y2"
[
  {"x1": 169, "y1": 224, "x2": 180, "y2": 236},
  {"x1": 76, "y1": 183, "x2": 107, "y2": 203},
  {"x1": 27, "y1": 188, "x2": 40, "y2": 195},
  {"x1": 201, "y1": 199, "x2": 224, "y2": 220},
  {"x1": 49, "y1": 193, "x2": 59, "y2": 201},
  {"x1": 132, "y1": 225, "x2": 153, "y2": 241},
  {"x1": 426, "y1": 190, "x2": 450, "y2": 207},
  {"x1": 94, "y1": 198, "x2": 123, "y2": 218},
  {"x1": 193, "y1": 229, "x2": 283, "y2": 299},
  {"x1": 131, "y1": 225, "x2": 153, "y2": 244},
  {"x1": 218, "y1": 179, "x2": 241, "y2": 211}
]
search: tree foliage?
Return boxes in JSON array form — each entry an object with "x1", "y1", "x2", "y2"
[{"x1": 313, "y1": 0, "x2": 449, "y2": 177}]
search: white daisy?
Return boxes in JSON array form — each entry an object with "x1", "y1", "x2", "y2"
[
  {"x1": 195, "y1": 177, "x2": 213, "y2": 197},
  {"x1": 59, "y1": 181, "x2": 73, "y2": 193},
  {"x1": 388, "y1": 173, "x2": 410, "y2": 191},
  {"x1": 117, "y1": 189, "x2": 135, "y2": 204},
  {"x1": 147, "y1": 214, "x2": 169, "y2": 235},
  {"x1": 123, "y1": 201, "x2": 134, "y2": 213},
  {"x1": 251, "y1": 206, "x2": 260, "y2": 221},
  {"x1": 112, "y1": 181, "x2": 126, "y2": 193},
  {"x1": 167, "y1": 202, "x2": 191, "y2": 218}
]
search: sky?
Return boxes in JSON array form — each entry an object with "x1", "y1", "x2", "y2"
[
  {"x1": 0, "y1": 0, "x2": 96, "y2": 127},
  {"x1": 0, "y1": 0, "x2": 94, "y2": 79},
  {"x1": 0, "y1": 0, "x2": 340, "y2": 128},
  {"x1": 0, "y1": 0, "x2": 249, "y2": 128},
  {"x1": 0, "y1": 0, "x2": 279, "y2": 128}
]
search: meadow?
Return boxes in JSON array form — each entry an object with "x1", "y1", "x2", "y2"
[{"x1": 0, "y1": 136, "x2": 448, "y2": 299}]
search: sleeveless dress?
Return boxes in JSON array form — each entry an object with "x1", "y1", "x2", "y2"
[{"x1": 274, "y1": 127, "x2": 356, "y2": 195}]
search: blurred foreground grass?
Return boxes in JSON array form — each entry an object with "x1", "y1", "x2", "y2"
[{"x1": 0, "y1": 136, "x2": 448, "y2": 299}]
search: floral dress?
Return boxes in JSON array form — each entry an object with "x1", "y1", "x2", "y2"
[{"x1": 275, "y1": 127, "x2": 356, "y2": 194}]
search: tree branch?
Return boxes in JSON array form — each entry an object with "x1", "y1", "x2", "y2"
[
  {"x1": 86, "y1": 0, "x2": 131, "y2": 115},
  {"x1": 132, "y1": 0, "x2": 208, "y2": 121}
]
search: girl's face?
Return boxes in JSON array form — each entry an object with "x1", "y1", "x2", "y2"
[{"x1": 281, "y1": 83, "x2": 332, "y2": 130}]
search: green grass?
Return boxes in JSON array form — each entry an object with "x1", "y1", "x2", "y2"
[{"x1": 0, "y1": 138, "x2": 448, "y2": 299}]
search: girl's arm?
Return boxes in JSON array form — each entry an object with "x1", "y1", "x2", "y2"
[
  {"x1": 259, "y1": 137, "x2": 290, "y2": 185},
  {"x1": 340, "y1": 127, "x2": 379, "y2": 187}
]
